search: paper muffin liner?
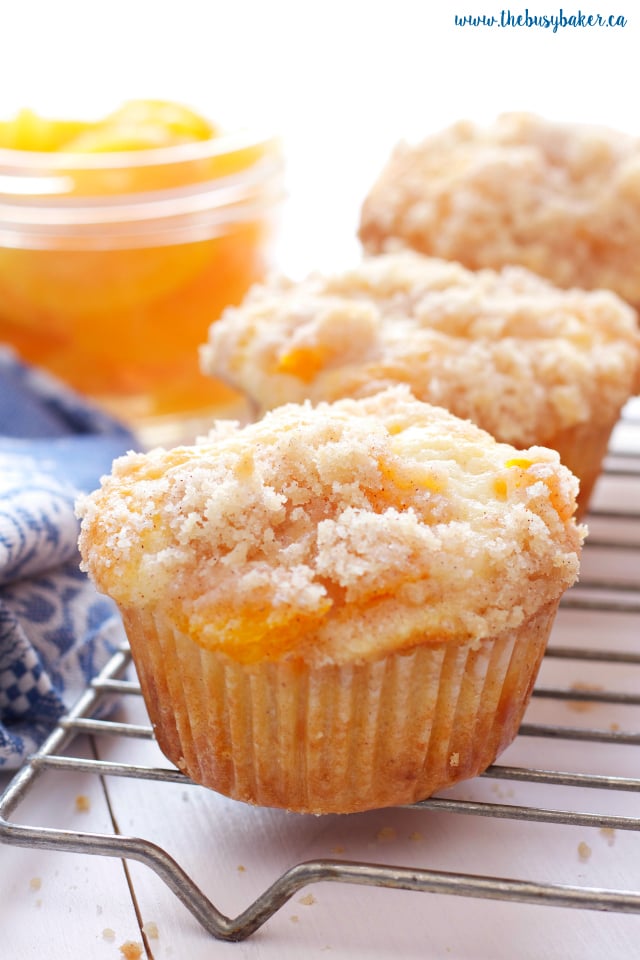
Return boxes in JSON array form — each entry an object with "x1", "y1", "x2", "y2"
[
  {"x1": 544, "y1": 418, "x2": 620, "y2": 519},
  {"x1": 120, "y1": 599, "x2": 559, "y2": 815}
]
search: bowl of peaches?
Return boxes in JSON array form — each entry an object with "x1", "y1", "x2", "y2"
[{"x1": 0, "y1": 100, "x2": 284, "y2": 436}]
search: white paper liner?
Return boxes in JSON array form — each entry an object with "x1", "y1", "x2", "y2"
[{"x1": 121, "y1": 599, "x2": 559, "y2": 814}]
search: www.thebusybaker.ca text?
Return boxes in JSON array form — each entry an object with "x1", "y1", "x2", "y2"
[{"x1": 454, "y1": 9, "x2": 627, "y2": 30}]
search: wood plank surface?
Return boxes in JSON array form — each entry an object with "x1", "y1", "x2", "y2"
[{"x1": 0, "y1": 738, "x2": 146, "y2": 959}]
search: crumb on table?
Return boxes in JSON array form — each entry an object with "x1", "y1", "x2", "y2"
[
  {"x1": 578, "y1": 841, "x2": 592, "y2": 862},
  {"x1": 376, "y1": 826, "x2": 397, "y2": 842},
  {"x1": 567, "y1": 682, "x2": 604, "y2": 713},
  {"x1": 599, "y1": 828, "x2": 616, "y2": 847},
  {"x1": 119, "y1": 941, "x2": 143, "y2": 959},
  {"x1": 75, "y1": 794, "x2": 91, "y2": 813}
]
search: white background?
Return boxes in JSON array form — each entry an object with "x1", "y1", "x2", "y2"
[{"x1": 1, "y1": 0, "x2": 638, "y2": 274}]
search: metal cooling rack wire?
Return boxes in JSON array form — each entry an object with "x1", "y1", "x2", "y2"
[{"x1": 0, "y1": 413, "x2": 638, "y2": 941}]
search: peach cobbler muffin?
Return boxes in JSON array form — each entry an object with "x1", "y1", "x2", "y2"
[
  {"x1": 201, "y1": 251, "x2": 640, "y2": 517},
  {"x1": 359, "y1": 111, "x2": 640, "y2": 311},
  {"x1": 77, "y1": 388, "x2": 583, "y2": 814}
]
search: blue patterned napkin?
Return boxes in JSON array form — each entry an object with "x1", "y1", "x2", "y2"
[{"x1": 0, "y1": 349, "x2": 137, "y2": 768}]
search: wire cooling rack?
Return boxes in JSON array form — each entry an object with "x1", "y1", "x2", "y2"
[{"x1": 0, "y1": 406, "x2": 638, "y2": 943}]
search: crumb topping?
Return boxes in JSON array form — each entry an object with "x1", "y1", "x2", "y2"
[
  {"x1": 78, "y1": 389, "x2": 582, "y2": 665},
  {"x1": 201, "y1": 251, "x2": 639, "y2": 444},
  {"x1": 359, "y1": 112, "x2": 640, "y2": 308}
]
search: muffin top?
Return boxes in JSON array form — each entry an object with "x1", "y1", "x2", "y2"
[
  {"x1": 359, "y1": 112, "x2": 640, "y2": 307},
  {"x1": 201, "y1": 251, "x2": 639, "y2": 446},
  {"x1": 77, "y1": 388, "x2": 583, "y2": 666}
]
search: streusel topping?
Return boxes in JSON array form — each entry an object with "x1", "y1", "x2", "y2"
[
  {"x1": 359, "y1": 112, "x2": 640, "y2": 307},
  {"x1": 78, "y1": 388, "x2": 583, "y2": 665},
  {"x1": 201, "y1": 251, "x2": 639, "y2": 445}
]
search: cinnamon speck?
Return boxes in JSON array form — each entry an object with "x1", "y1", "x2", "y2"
[
  {"x1": 290, "y1": 914, "x2": 300, "y2": 923},
  {"x1": 299, "y1": 893, "x2": 317, "y2": 906},
  {"x1": 409, "y1": 831, "x2": 423, "y2": 842},
  {"x1": 237, "y1": 864, "x2": 246, "y2": 873},
  {"x1": 75, "y1": 794, "x2": 91, "y2": 813},
  {"x1": 331, "y1": 845, "x2": 345, "y2": 854},
  {"x1": 142, "y1": 921, "x2": 159, "y2": 939},
  {"x1": 29, "y1": 877, "x2": 42, "y2": 892}
]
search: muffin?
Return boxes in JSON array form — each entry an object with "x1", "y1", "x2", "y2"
[
  {"x1": 359, "y1": 111, "x2": 640, "y2": 312},
  {"x1": 201, "y1": 251, "x2": 640, "y2": 517},
  {"x1": 77, "y1": 387, "x2": 584, "y2": 814}
]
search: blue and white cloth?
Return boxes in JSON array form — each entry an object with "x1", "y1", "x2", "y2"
[{"x1": 0, "y1": 349, "x2": 137, "y2": 768}]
